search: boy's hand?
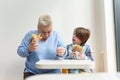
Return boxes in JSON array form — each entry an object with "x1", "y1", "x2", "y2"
[
  {"x1": 70, "y1": 52, "x2": 76, "y2": 58},
  {"x1": 76, "y1": 51, "x2": 85, "y2": 60}
]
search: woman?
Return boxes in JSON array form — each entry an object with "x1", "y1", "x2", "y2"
[{"x1": 17, "y1": 14, "x2": 67, "y2": 79}]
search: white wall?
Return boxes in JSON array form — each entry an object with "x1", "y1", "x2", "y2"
[{"x1": 0, "y1": 0, "x2": 117, "y2": 80}]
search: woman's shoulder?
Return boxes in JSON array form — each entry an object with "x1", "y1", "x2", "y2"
[
  {"x1": 23, "y1": 30, "x2": 38, "y2": 39},
  {"x1": 51, "y1": 30, "x2": 63, "y2": 39},
  {"x1": 26, "y1": 30, "x2": 38, "y2": 35},
  {"x1": 29, "y1": 30, "x2": 39, "y2": 34},
  {"x1": 52, "y1": 30, "x2": 59, "y2": 35}
]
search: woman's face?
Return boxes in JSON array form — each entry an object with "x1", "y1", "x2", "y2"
[
  {"x1": 72, "y1": 35, "x2": 81, "y2": 45},
  {"x1": 38, "y1": 25, "x2": 52, "y2": 41}
]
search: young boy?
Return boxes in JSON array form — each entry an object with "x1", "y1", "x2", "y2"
[{"x1": 65, "y1": 27, "x2": 94, "y2": 74}]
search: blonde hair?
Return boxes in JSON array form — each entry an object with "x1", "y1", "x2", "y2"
[{"x1": 38, "y1": 14, "x2": 52, "y2": 27}]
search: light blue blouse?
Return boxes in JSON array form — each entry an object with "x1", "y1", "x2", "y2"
[{"x1": 17, "y1": 30, "x2": 67, "y2": 74}]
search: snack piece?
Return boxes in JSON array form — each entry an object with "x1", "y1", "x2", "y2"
[
  {"x1": 62, "y1": 69, "x2": 68, "y2": 74},
  {"x1": 31, "y1": 34, "x2": 42, "y2": 44},
  {"x1": 72, "y1": 45, "x2": 83, "y2": 53}
]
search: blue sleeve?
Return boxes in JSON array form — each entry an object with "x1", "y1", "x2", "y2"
[
  {"x1": 85, "y1": 45, "x2": 94, "y2": 61},
  {"x1": 56, "y1": 32, "x2": 68, "y2": 58},
  {"x1": 64, "y1": 44, "x2": 73, "y2": 59},
  {"x1": 17, "y1": 31, "x2": 31, "y2": 58}
]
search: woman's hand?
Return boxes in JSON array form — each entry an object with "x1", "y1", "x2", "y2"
[
  {"x1": 56, "y1": 47, "x2": 66, "y2": 56},
  {"x1": 28, "y1": 43, "x2": 39, "y2": 53}
]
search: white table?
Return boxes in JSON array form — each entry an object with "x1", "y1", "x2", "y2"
[
  {"x1": 35, "y1": 60, "x2": 95, "y2": 69},
  {"x1": 26, "y1": 73, "x2": 120, "y2": 80}
]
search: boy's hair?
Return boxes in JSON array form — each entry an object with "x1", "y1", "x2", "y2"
[
  {"x1": 74, "y1": 27, "x2": 90, "y2": 45},
  {"x1": 38, "y1": 14, "x2": 52, "y2": 27}
]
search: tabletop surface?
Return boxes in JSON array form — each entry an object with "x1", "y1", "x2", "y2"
[
  {"x1": 35, "y1": 59, "x2": 95, "y2": 69},
  {"x1": 26, "y1": 73, "x2": 120, "y2": 80}
]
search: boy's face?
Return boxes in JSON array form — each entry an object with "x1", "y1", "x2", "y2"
[{"x1": 72, "y1": 35, "x2": 81, "y2": 45}]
